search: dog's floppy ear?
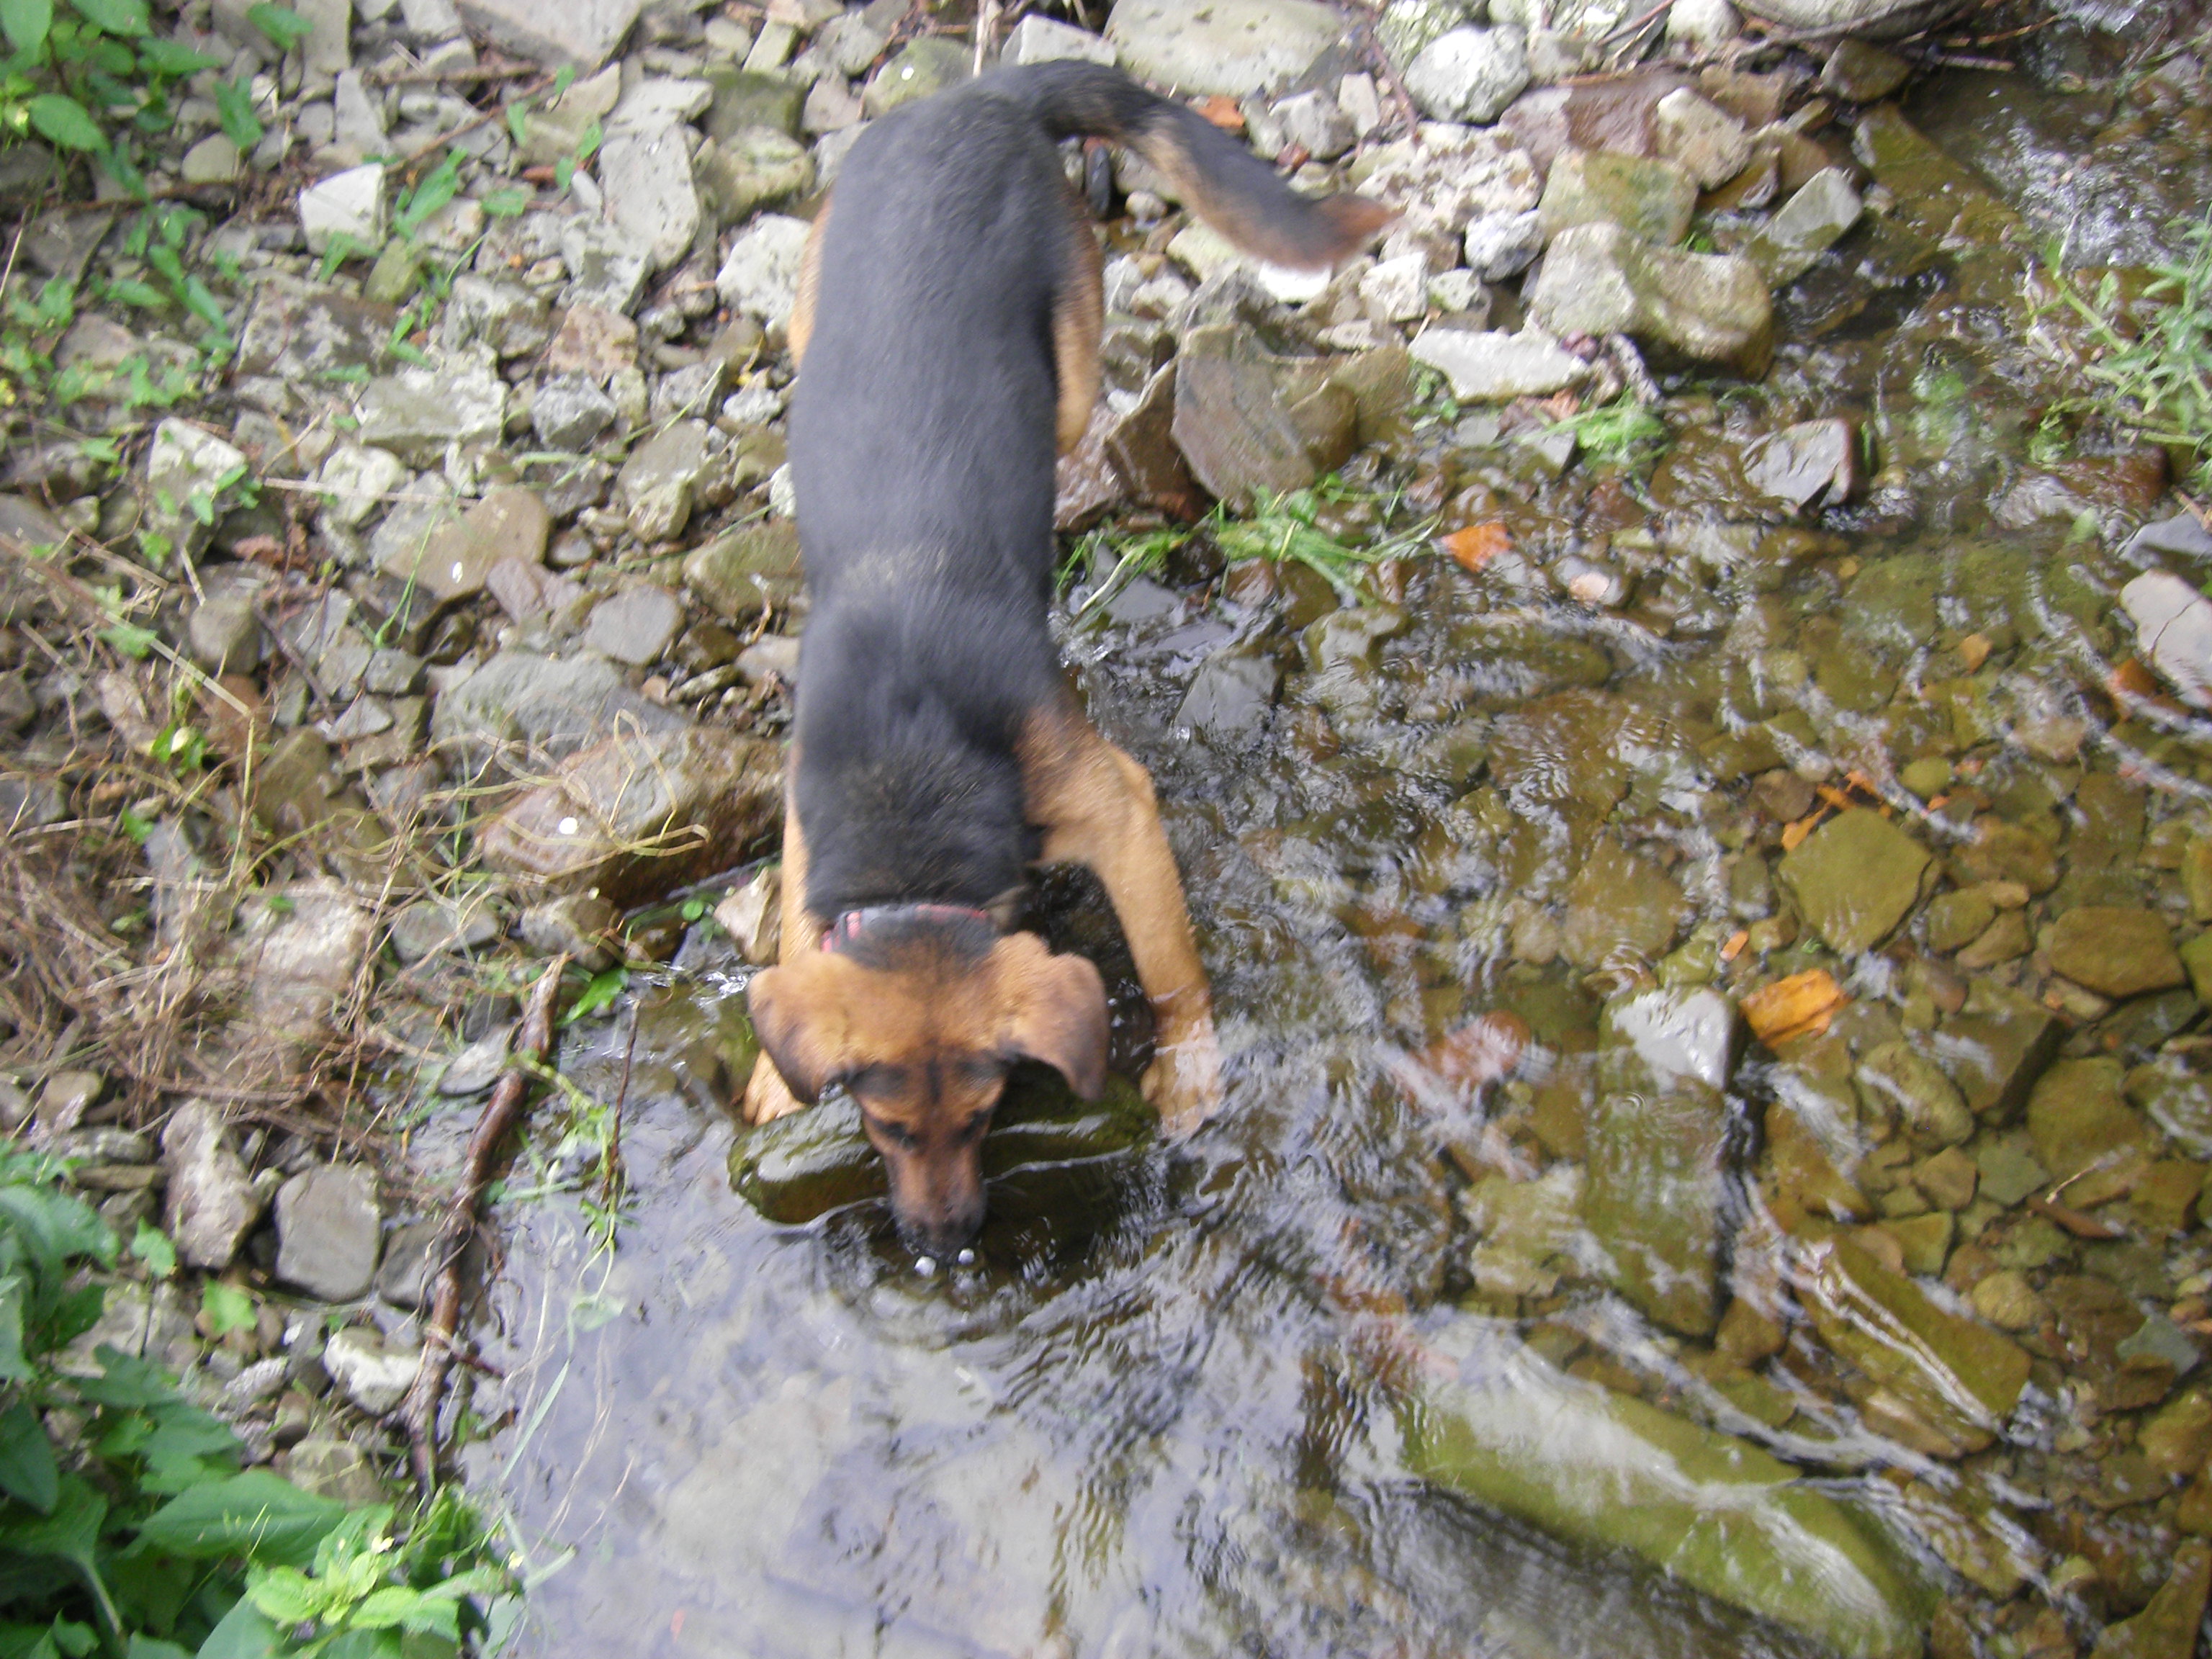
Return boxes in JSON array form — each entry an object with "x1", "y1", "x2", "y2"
[
  {"x1": 745, "y1": 955, "x2": 857, "y2": 1105},
  {"x1": 992, "y1": 935, "x2": 1108, "y2": 1101}
]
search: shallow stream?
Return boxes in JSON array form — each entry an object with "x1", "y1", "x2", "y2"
[{"x1": 457, "y1": 33, "x2": 2212, "y2": 1659}]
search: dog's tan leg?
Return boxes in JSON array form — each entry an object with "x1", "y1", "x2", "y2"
[
  {"x1": 744, "y1": 755, "x2": 825, "y2": 1124},
  {"x1": 1020, "y1": 708, "x2": 1220, "y2": 1133},
  {"x1": 1051, "y1": 200, "x2": 1104, "y2": 456},
  {"x1": 788, "y1": 197, "x2": 832, "y2": 369}
]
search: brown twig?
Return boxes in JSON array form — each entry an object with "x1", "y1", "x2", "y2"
[{"x1": 402, "y1": 953, "x2": 567, "y2": 1491}]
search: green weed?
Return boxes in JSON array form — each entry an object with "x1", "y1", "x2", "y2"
[{"x1": 1545, "y1": 394, "x2": 1670, "y2": 470}]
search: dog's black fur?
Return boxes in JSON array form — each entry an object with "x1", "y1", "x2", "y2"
[{"x1": 787, "y1": 63, "x2": 1386, "y2": 923}]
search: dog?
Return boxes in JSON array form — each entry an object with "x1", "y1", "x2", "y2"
[{"x1": 740, "y1": 60, "x2": 1390, "y2": 1255}]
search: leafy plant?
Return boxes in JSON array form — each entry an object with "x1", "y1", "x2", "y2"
[
  {"x1": 1544, "y1": 394, "x2": 1670, "y2": 471},
  {"x1": 1213, "y1": 485, "x2": 1426, "y2": 602},
  {"x1": 2046, "y1": 211, "x2": 2212, "y2": 493},
  {"x1": 0, "y1": 1150, "x2": 516, "y2": 1657},
  {"x1": 0, "y1": 0, "x2": 229, "y2": 185}
]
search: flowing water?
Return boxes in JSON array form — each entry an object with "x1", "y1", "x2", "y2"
[{"x1": 453, "y1": 32, "x2": 2212, "y2": 1659}]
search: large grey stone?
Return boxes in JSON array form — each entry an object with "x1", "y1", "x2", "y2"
[
  {"x1": 321, "y1": 1326, "x2": 419, "y2": 1414},
  {"x1": 1538, "y1": 147, "x2": 1699, "y2": 246},
  {"x1": 694, "y1": 127, "x2": 814, "y2": 225},
  {"x1": 601, "y1": 125, "x2": 701, "y2": 271},
  {"x1": 377, "y1": 485, "x2": 548, "y2": 601},
  {"x1": 1748, "y1": 166, "x2": 1863, "y2": 285},
  {"x1": 714, "y1": 213, "x2": 812, "y2": 328},
  {"x1": 430, "y1": 649, "x2": 683, "y2": 779},
  {"x1": 1106, "y1": 0, "x2": 1344, "y2": 97},
  {"x1": 1525, "y1": 221, "x2": 1771, "y2": 369},
  {"x1": 1734, "y1": 0, "x2": 1969, "y2": 39},
  {"x1": 160, "y1": 1100, "x2": 264, "y2": 1271},
  {"x1": 2122, "y1": 571, "x2": 2212, "y2": 709},
  {"x1": 532, "y1": 374, "x2": 619, "y2": 451},
  {"x1": 583, "y1": 584, "x2": 683, "y2": 665},
  {"x1": 298, "y1": 163, "x2": 385, "y2": 253},
  {"x1": 1410, "y1": 327, "x2": 1591, "y2": 402},
  {"x1": 616, "y1": 421, "x2": 716, "y2": 542},
  {"x1": 145, "y1": 419, "x2": 249, "y2": 558},
  {"x1": 1403, "y1": 25, "x2": 1530, "y2": 124},
  {"x1": 454, "y1": 0, "x2": 640, "y2": 69},
  {"x1": 557, "y1": 217, "x2": 654, "y2": 314},
  {"x1": 354, "y1": 355, "x2": 505, "y2": 462},
  {"x1": 1004, "y1": 14, "x2": 1116, "y2": 66},
  {"x1": 862, "y1": 38, "x2": 970, "y2": 118},
  {"x1": 274, "y1": 1164, "x2": 382, "y2": 1301}
]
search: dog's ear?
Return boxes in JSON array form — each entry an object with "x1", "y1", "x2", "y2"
[
  {"x1": 992, "y1": 935, "x2": 1108, "y2": 1100},
  {"x1": 745, "y1": 956, "x2": 856, "y2": 1105}
]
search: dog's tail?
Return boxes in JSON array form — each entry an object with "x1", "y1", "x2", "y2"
[{"x1": 994, "y1": 61, "x2": 1393, "y2": 271}]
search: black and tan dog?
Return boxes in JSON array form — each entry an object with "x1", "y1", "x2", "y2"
[{"x1": 741, "y1": 60, "x2": 1389, "y2": 1254}]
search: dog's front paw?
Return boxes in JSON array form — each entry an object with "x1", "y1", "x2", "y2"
[
  {"x1": 1142, "y1": 1021, "x2": 1222, "y2": 1138},
  {"x1": 743, "y1": 1053, "x2": 808, "y2": 1124}
]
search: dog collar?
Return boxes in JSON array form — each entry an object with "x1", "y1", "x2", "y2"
[{"x1": 823, "y1": 903, "x2": 997, "y2": 952}]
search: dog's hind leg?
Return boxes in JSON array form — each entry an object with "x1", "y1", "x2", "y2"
[{"x1": 1020, "y1": 706, "x2": 1221, "y2": 1134}]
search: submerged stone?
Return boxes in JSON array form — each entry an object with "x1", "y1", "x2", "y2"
[
  {"x1": 1776, "y1": 809, "x2": 1933, "y2": 956},
  {"x1": 1560, "y1": 835, "x2": 1688, "y2": 971},
  {"x1": 1405, "y1": 1318, "x2": 1928, "y2": 1659},
  {"x1": 1799, "y1": 1236, "x2": 2029, "y2": 1454},
  {"x1": 2044, "y1": 906, "x2": 2185, "y2": 999},
  {"x1": 1747, "y1": 166, "x2": 1863, "y2": 285},
  {"x1": 2089, "y1": 1539, "x2": 2211, "y2": 1659},
  {"x1": 2026, "y1": 1058, "x2": 2151, "y2": 1182}
]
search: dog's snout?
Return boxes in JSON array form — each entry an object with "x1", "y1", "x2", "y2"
[
  {"x1": 898, "y1": 1198, "x2": 986, "y2": 1259},
  {"x1": 885, "y1": 1148, "x2": 987, "y2": 1257}
]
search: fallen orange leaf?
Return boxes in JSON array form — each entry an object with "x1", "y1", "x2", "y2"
[
  {"x1": 1195, "y1": 94, "x2": 1244, "y2": 130},
  {"x1": 1779, "y1": 811, "x2": 1826, "y2": 851},
  {"x1": 1721, "y1": 929, "x2": 1749, "y2": 963},
  {"x1": 1959, "y1": 632, "x2": 1992, "y2": 672},
  {"x1": 1815, "y1": 783, "x2": 1858, "y2": 813},
  {"x1": 1441, "y1": 521, "x2": 1511, "y2": 573},
  {"x1": 1416, "y1": 1012, "x2": 1532, "y2": 1091},
  {"x1": 1742, "y1": 968, "x2": 1848, "y2": 1046}
]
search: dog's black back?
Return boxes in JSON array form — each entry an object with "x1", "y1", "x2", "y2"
[{"x1": 787, "y1": 66, "x2": 1390, "y2": 922}]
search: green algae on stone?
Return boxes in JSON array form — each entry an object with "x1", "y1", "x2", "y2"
[
  {"x1": 2026, "y1": 1058, "x2": 2152, "y2": 1182},
  {"x1": 2180, "y1": 930, "x2": 2212, "y2": 1010},
  {"x1": 1776, "y1": 809, "x2": 1933, "y2": 955},
  {"x1": 1952, "y1": 816, "x2": 2061, "y2": 894},
  {"x1": 2044, "y1": 907, "x2": 2185, "y2": 999},
  {"x1": 1858, "y1": 1040, "x2": 1974, "y2": 1147},
  {"x1": 1851, "y1": 105, "x2": 2023, "y2": 253},
  {"x1": 1560, "y1": 835, "x2": 1688, "y2": 971},
  {"x1": 2126, "y1": 1053, "x2": 2212, "y2": 1159},
  {"x1": 1924, "y1": 888, "x2": 1995, "y2": 953},
  {"x1": 1799, "y1": 1236, "x2": 2030, "y2": 1453},
  {"x1": 1404, "y1": 1320, "x2": 1930, "y2": 1659},
  {"x1": 2089, "y1": 1539, "x2": 2211, "y2": 1659},
  {"x1": 1581, "y1": 988, "x2": 1736, "y2": 1335},
  {"x1": 1462, "y1": 1165, "x2": 1586, "y2": 1299},
  {"x1": 1536, "y1": 147, "x2": 1699, "y2": 246}
]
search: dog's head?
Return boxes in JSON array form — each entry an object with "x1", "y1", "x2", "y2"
[{"x1": 745, "y1": 908, "x2": 1107, "y2": 1255}]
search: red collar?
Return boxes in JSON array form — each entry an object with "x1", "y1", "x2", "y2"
[{"x1": 823, "y1": 904, "x2": 997, "y2": 952}]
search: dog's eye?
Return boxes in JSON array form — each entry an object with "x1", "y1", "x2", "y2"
[
  {"x1": 863, "y1": 1112, "x2": 919, "y2": 1149},
  {"x1": 958, "y1": 1110, "x2": 991, "y2": 1142}
]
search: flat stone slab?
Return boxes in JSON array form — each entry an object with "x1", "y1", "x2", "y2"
[
  {"x1": 454, "y1": 0, "x2": 639, "y2": 69},
  {"x1": 274, "y1": 1164, "x2": 382, "y2": 1301},
  {"x1": 1776, "y1": 808, "x2": 1932, "y2": 955},
  {"x1": 1105, "y1": 0, "x2": 1344, "y2": 96}
]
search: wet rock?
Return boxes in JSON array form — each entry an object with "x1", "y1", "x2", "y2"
[
  {"x1": 1525, "y1": 222, "x2": 1771, "y2": 370},
  {"x1": 2128, "y1": 1054, "x2": 2212, "y2": 1158},
  {"x1": 298, "y1": 163, "x2": 385, "y2": 254},
  {"x1": 1748, "y1": 166, "x2": 1865, "y2": 286},
  {"x1": 454, "y1": 0, "x2": 638, "y2": 70},
  {"x1": 1776, "y1": 808, "x2": 1933, "y2": 955},
  {"x1": 355, "y1": 355, "x2": 505, "y2": 463},
  {"x1": 379, "y1": 484, "x2": 548, "y2": 603},
  {"x1": 1539, "y1": 147, "x2": 1698, "y2": 246},
  {"x1": 2121, "y1": 572, "x2": 2212, "y2": 709},
  {"x1": 373, "y1": 1220, "x2": 439, "y2": 1310},
  {"x1": 1583, "y1": 987, "x2": 1736, "y2": 1335},
  {"x1": 1953, "y1": 816, "x2": 2059, "y2": 895},
  {"x1": 532, "y1": 374, "x2": 619, "y2": 451},
  {"x1": 1851, "y1": 104, "x2": 2020, "y2": 255},
  {"x1": 714, "y1": 213, "x2": 811, "y2": 330},
  {"x1": 1105, "y1": 0, "x2": 1345, "y2": 98},
  {"x1": 617, "y1": 421, "x2": 716, "y2": 542},
  {"x1": 1409, "y1": 327, "x2": 1591, "y2": 401},
  {"x1": 161, "y1": 1100, "x2": 265, "y2": 1271},
  {"x1": 1404, "y1": 26, "x2": 1530, "y2": 125},
  {"x1": 274, "y1": 1165, "x2": 382, "y2": 1301},
  {"x1": 583, "y1": 584, "x2": 683, "y2": 666},
  {"x1": 1172, "y1": 325, "x2": 1356, "y2": 503},
  {"x1": 1406, "y1": 1318, "x2": 1927, "y2": 1659},
  {"x1": 683, "y1": 520, "x2": 804, "y2": 616},
  {"x1": 713, "y1": 866, "x2": 781, "y2": 964},
  {"x1": 1822, "y1": 39, "x2": 1912, "y2": 102},
  {"x1": 520, "y1": 892, "x2": 618, "y2": 971},
  {"x1": 1925, "y1": 888, "x2": 1995, "y2": 954},
  {"x1": 2090, "y1": 1539, "x2": 2211, "y2": 1659},
  {"x1": 479, "y1": 724, "x2": 781, "y2": 902},
  {"x1": 695, "y1": 126, "x2": 814, "y2": 224},
  {"x1": 863, "y1": 37, "x2": 969, "y2": 117},
  {"x1": 2026, "y1": 1058, "x2": 2149, "y2": 1182},
  {"x1": 1562, "y1": 837, "x2": 1687, "y2": 970},
  {"x1": 1463, "y1": 1165, "x2": 1584, "y2": 1298},
  {"x1": 1969, "y1": 1268, "x2": 2045, "y2": 1332},
  {"x1": 321, "y1": 1326, "x2": 420, "y2": 1416},
  {"x1": 2045, "y1": 907, "x2": 2184, "y2": 999},
  {"x1": 1745, "y1": 418, "x2": 1857, "y2": 508},
  {"x1": 1859, "y1": 1040, "x2": 1973, "y2": 1146},
  {"x1": 2143, "y1": 1388, "x2": 2212, "y2": 1479},
  {"x1": 1803, "y1": 1235, "x2": 2029, "y2": 1452},
  {"x1": 430, "y1": 649, "x2": 680, "y2": 779},
  {"x1": 1653, "y1": 89, "x2": 1750, "y2": 189},
  {"x1": 1737, "y1": 0, "x2": 1969, "y2": 42},
  {"x1": 1177, "y1": 648, "x2": 1282, "y2": 743}
]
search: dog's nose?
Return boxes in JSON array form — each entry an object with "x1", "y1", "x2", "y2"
[{"x1": 898, "y1": 1197, "x2": 985, "y2": 1259}]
